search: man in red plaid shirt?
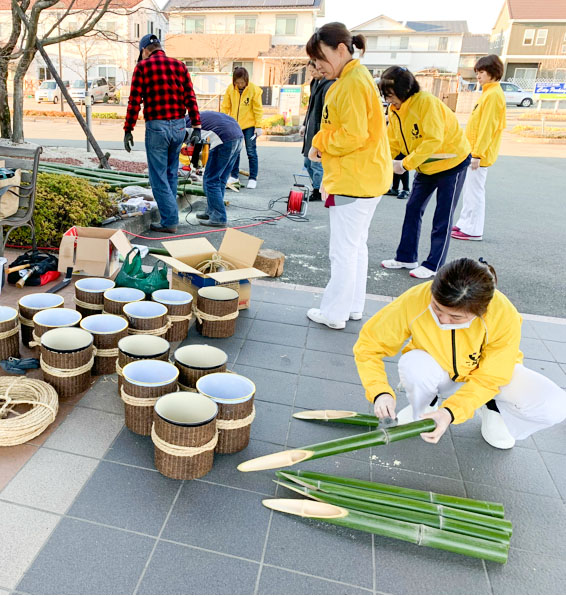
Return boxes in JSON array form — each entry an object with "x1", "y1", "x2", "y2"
[{"x1": 124, "y1": 34, "x2": 202, "y2": 233}]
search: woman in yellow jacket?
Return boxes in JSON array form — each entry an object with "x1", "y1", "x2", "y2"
[
  {"x1": 353, "y1": 258, "x2": 566, "y2": 449},
  {"x1": 304, "y1": 22, "x2": 392, "y2": 330},
  {"x1": 221, "y1": 67, "x2": 263, "y2": 189},
  {"x1": 452, "y1": 55, "x2": 506, "y2": 241},
  {"x1": 379, "y1": 67, "x2": 471, "y2": 280}
]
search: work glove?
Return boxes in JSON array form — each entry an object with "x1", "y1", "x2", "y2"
[
  {"x1": 189, "y1": 127, "x2": 201, "y2": 145},
  {"x1": 0, "y1": 357, "x2": 40, "y2": 375},
  {"x1": 124, "y1": 131, "x2": 134, "y2": 153},
  {"x1": 470, "y1": 157, "x2": 481, "y2": 171},
  {"x1": 393, "y1": 159, "x2": 406, "y2": 175}
]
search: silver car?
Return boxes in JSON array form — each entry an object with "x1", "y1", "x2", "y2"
[{"x1": 500, "y1": 82, "x2": 534, "y2": 107}]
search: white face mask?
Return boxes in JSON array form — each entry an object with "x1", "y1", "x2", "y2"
[{"x1": 428, "y1": 305, "x2": 476, "y2": 331}]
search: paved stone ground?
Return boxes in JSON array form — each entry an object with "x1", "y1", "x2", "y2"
[{"x1": 1, "y1": 281, "x2": 565, "y2": 595}]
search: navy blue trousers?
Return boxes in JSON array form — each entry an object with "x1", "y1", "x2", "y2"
[{"x1": 395, "y1": 156, "x2": 470, "y2": 272}]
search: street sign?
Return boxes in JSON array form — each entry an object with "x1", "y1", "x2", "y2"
[
  {"x1": 279, "y1": 86, "x2": 302, "y2": 122},
  {"x1": 534, "y1": 82, "x2": 566, "y2": 99}
]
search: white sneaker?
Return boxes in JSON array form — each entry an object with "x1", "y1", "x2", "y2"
[
  {"x1": 381, "y1": 259, "x2": 418, "y2": 270},
  {"x1": 227, "y1": 176, "x2": 239, "y2": 185},
  {"x1": 247, "y1": 179, "x2": 257, "y2": 189},
  {"x1": 306, "y1": 308, "x2": 345, "y2": 330},
  {"x1": 396, "y1": 404, "x2": 438, "y2": 425},
  {"x1": 349, "y1": 312, "x2": 363, "y2": 320},
  {"x1": 479, "y1": 406, "x2": 515, "y2": 449},
  {"x1": 410, "y1": 265, "x2": 436, "y2": 279}
]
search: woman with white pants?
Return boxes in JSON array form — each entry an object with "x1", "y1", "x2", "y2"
[
  {"x1": 354, "y1": 258, "x2": 566, "y2": 448},
  {"x1": 304, "y1": 23, "x2": 392, "y2": 330}
]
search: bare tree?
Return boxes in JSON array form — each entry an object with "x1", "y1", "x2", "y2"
[{"x1": 267, "y1": 45, "x2": 307, "y2": 85}]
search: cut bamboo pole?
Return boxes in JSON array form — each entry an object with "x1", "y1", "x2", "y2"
[
  {"x1": 293, "y1": 410, "x2": 380, "y2": 426},
  {"x1": 275, "y1": 480, "x2": 510, "y2": 544},
  {"x1": 263, "y1": 499, "x2": 509, "y2": 564},
  {"x1": 283, "y1": 470, "x2": 505, "y2": 519},
  {"x1": 238, "y1": 420, "x2": 436, "y2": 472}
]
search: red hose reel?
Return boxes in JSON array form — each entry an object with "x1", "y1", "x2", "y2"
[{"x1": 287, "y1": 185, "x2": 310, "y2": 217}]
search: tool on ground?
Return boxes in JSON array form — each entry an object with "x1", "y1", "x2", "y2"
[
  {"x1": 46, "y1": 266, "x2": 73, "y2": 294},
  {"x1": 286, "y1": 174, "x2": 310, "y2": 217},
  {"x1": 17, "y1": 265, "x2": 42, "y2": 288},
  {"x1": 7, "y1": 251, "x2": 59, "y2": 288},
  {"x1": 5, "y1": 264, "x2": 30, "y2": 275}
]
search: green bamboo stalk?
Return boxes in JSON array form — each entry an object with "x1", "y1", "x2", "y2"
[
  {"x1": 284, "y1": 470, "x2": 505, "y2": 519},
  {"x1": 276, "y1": 480, "x2": 510, "y2": 544},
  {"x1": 293, "y1": 410, "x2": 380, "y2": 426},
  {"x1": 238, "y1": 420, "x2": 436, "y2": 472},
  {"x1": 263, "y1": 499, "x2": 509, "y2": 564}
]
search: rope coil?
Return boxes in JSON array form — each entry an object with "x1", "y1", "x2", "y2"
[
  {"x1": 192, "y1": 305, "x2": 238, "y2": 324},
  {"x1": 40, "y1": 355, "x2": 94, "y2": 378},
  {"x1": 0, "y1": 325, "x2": 19, "y2": 340},
  {"x1": 120, "y1": 386, "x2": 161, "y2": 407},
  {"x1": 93, "y1": 346, "x2": 119, "y2": 358},
  {"x1": 178, "y1": 382, "x2": 197, "y2": 393},
  {"x1": 74, "y1": 297, "x2": 104, "y2": 311},
  {"x1": 18, "y1": 314, "x2": 34, "y2": 327},
  {"x1": 195, "y1": 253, "x2": 234, "y2": 274},
  {"x1": 216, "y1": 406, "x2": 256, "y2": 430},
  {"x1": 127, "y1": 320, "x2": 172, "y2": 336},
  {"x1": 169, "y1": 313, "x2": 192, "y2": 323},
  {"x1": 151, "y1": 423, "x2": 218, "y2": 457}
]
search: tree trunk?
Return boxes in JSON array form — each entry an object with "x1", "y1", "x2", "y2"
[
  {"x1": 0, "y1": 58, "x2": 12, "y2": 139},
  {"x1": 12, "y1": 48, "x2": 37, "y2": 143}
]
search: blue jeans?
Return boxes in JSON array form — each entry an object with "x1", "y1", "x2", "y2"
[
  {"x1": 145, "y1": 118, "x2": 185, "y2": 227},
  {"x1": 231, "y1": 126, "x2": 258, "y2": 180},
  {"x1": 204, "y1": 138, "x2": 243, "y2": 223},
  {"x1": 303, "y1": 155, "x2": 323, "y2": 189}
]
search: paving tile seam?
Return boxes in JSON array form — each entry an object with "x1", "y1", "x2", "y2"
[
  {"x1": 133, "y1": 482, "x2": 184, "y2": 595},
  {"x1": 252, "y1": 508, "x2": 274, "y2": 595},
  {"x1": 537, "y1": 451, "x2": 566, "y2": 502},
  {"x1": 369, "y1": 461, "x2": 464, "y2": 485}
]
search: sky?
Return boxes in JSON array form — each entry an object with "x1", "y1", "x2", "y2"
[{"x1": 318, "y1": 0, "x2": 503, "y2": 34}]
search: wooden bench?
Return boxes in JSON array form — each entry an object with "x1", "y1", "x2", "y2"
[{"x1": 0, "y1": 141, "x2": 43, "y2": 256}]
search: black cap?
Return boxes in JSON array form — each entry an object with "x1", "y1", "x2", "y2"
[{"x1": 138, "y1": 34, "x2": 160, "y2": 62}]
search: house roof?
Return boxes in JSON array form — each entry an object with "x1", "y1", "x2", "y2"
[
  {"x1": 405, "y1": 20, "x2": 469, "y2": 33},
  {"x1": 163, "y1": 0, "x2": 322, "y2": 12},
  {"x1": 507, "y1": 0, "x2": 566, "y2": 19},
  {"x1": 0, "y1": 0, "x2": 143, "y2": 10},
  {"x1": 258, "y1": 44, "x2": 308, "y2": 58},
  {"x1": 461, "y1": 33, "x2": 490, "y2": 53}
]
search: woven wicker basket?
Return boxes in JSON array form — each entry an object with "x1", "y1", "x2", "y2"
[
  {"x1": 32, "y1": 308, "x2": 82, "y2": 346},
  {"x1": 121, "y1": 360, "x2": 179, "y2": 436},
  {"x1": 152, "y1": 289, "x2": 193, "y2": 343},
  {"x1": 18, "y1": 294, "x2": 64, "y2": 347},
  {"x1": 0, "y1": 306, "x2": 20, "y2": 360},
  {"x1": 195, "y1": 286, "x2": 239, "y2": 338},
  {"x1": 74, "y1": 278, "x2": 116, "y2": 317},
  {"x1": 196, "y1": 372, "x2": 256, "y2": 454},
  {"x1": 153, "y1": 392, "x2": 218, "y2": 480},
  {"x1": 80, "y1": 314, "x2": 128, "y2": 375},
  {"x1": 103, "y1": 287, "x2": 145, "y2": 317},
  {"x1": 174, "y1": 344, "x2": 227, "y2": 390},
  {"x1": 117, "y1": 335, "x2": 170, "y2": 391},
  {"x1": 40, "y1": 327, "x2": 94, "y2": 398}
]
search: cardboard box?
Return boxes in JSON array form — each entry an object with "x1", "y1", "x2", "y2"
[
  {"x1": 58, "y1": 226, "x2": 133, "y2": 277},
  {"x1": 158, "y1": 228, "x2": 267, "y2": 309}
]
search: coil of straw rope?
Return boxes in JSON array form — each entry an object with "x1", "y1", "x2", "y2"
[
  {"x1": 0, "y1": 378, "x2": 59, "y2": 446},
  {"x1": 73, "y1": 297, "x2": 104, "y2": 311},
  {"x1": 192, "y1": 306, "x2": 238, "y2": 324},
  {"x1": 195, "y1": 253, "x2": 234, "y2": 274},
  {"x1": 151, "y1": 424, "x2": 218, "y2": 457},
  {"x1": 216, "y1": 406, "x2": 256, "y2": 430}
]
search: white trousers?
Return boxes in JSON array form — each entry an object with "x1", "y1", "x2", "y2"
[
  {"x1": 398, "y1": 349, "x2": 566, "y2": 440},
  {"x1": 319, "y1": 197, "x2": 380, "y2": 322},
  {"x1": 455, "y1": 166, "x2": 489, "y2": 237}
]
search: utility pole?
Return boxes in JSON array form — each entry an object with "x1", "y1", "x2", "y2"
[{"x1": 58, "y1": 24, "x2": 64, "y2": 113}]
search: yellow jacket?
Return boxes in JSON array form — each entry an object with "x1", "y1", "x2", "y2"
[
  {"x1": 221, "y1": 82, "x2": 263, "y2": 130},
  {"x1": 466, "y1": 82, "x2": 506, "y2": 167},
  {"x1": 311, "y1": 59, "x2": 392, "y2": 197},
  {"x1": 353, "y1": 281, "x2": 523, "y2": 424},
  {"x1": 387, "y1": 91, "x2": 470, "y2": 175}
]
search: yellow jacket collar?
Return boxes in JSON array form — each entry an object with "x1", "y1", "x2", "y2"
[
  {"x1": 482, "y1": 81, "x2": 499, "y2": 92},
  {"x1": 339, "y1": 59, "x2": 359, "y2": 79}
]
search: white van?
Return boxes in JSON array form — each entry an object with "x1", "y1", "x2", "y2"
[
  {"x1": 35, "y1": 80, "x2": 69, "y2": 103},
  {"x1": 69, "y1": 78, "x2": 111, "y2": 104}
]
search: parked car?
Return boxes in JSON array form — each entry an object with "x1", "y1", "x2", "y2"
[
  {"x1": 69, "y1": 78, "x2": 111, "y2": 104},
  {"x1": 500, "y1": 82, "x2": 534, "y2": 107},
  {"x1": 35, "y1": 80, "x2": 69, "y2": 103}
]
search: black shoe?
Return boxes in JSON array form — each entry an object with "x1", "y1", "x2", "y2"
[
  {"x1": 385, "y1": 188, "x2": 399, "y2": 196},
  {"x1": 397, "y1": 190, "x2": 409, "y2": 200},
  {"x1": 310, "y1": 188, "x2": 322, "y2": 201},
  {"x1": 150, "y1": 223, "x2": 178, "y2": 233},
  {"x1": 199, "y1": 219, "x2": 227, "y2": 227},
  {"x1": 195, "y1": 212, "x2": 209, "y2": 220}
]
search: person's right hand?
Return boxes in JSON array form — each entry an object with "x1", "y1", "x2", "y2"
[
  {"x1": 308, "y1": 146, "x2": 322, "y2": 162},
  {"x1": 374, "y1": 393, "x2": 396, "y2": 419},
  {"x1": 124, "y1": 131, "x2": 133, "y2": 153},
  {"x1": 299, "y1": 125, "x2": 306, "y2": 137}
]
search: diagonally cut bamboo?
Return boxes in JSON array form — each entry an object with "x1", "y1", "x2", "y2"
[
  {"x1": 275, "y1": 480, "x2": 510, "y2": 544},
  {"x1": 263, "y1": 499, "x2": 509, "y2": 564},
  {"x1": 293, "y1": 410, "x2": 380, "y2": 426},
  {"x1": 237, "y1": 420, "x2": 436, "y2": 472}
]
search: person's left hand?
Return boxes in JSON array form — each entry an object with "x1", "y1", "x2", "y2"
[
  {"x1": 393, "y1": 159, "x2": 406, "y2": 175},
  {"x1": 123, "y1": 131, "x2": 134, "y2": 153},
  {"x1": 420, "y1": 408, "x2": 452, "y2": 444},
  {"x1": 255, "y1": 127, "x2": 263, "y2": 137},
  {"x1": 309, "y1": 146, "x2": 322, "y2": 162},
  {"x1": 189, "y1": 127, "x2": 201, "y2": 145},
  {"x1": 471, "y1": 158, "x2": 481, "y2": 170}
]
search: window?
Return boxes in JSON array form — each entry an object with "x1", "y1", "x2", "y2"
[
  {"x1": 148, "y1": 21, "x2": 154, "y2": 35},
  {"x1": 400, "y1": 36, "x2": 409, "y2": 50},
  {"x1": 523, "y1": 28, "x2": 535, "y2": 45},
  {"x1": 184, "y1": 17, "x2": 204, "y2": 34},
  {"x1": 390, "y1": 52, "x2": 397, "y2": 59},
  {"x1": 235, "y1": 16, "x2": 256, "y2": 34},
  {"x1": 38, "y1": 67, "x2": 51, "y2": 81},
  {"x1": 102, "y1": 21, "x2": 117, "y2": 35},
  {"x1": 158, "y1": 28, "x2": 162, "y2": 40},
  {"x1": 535, "y1": 29, "x2": 547, "y2": 46},
  {"x1": 514, "y1": 67, "x2": 538, "y2": 81},
  {"x1": 275, "y1": 15, "x2": 297, "y2": 35},
  {"x1": 183, "y1": 60, "x2": 200, "y2": 72},
  {"x1": 233, "y1": 60, "x2": 253, "y2": 77},
  {"x1": 135, "y1": 23, "x2": 140, "y2": 38},
  {"x1": 366, "y1": 36, "x2": 378, "y2": 50},
  {"x1": 438, "y1": 36, "x2": 448, "y2": 51},
  {"x1": 98, "y1": 66, "x2": 117, "y2": 86}
]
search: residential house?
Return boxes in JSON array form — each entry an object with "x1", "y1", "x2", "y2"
[
  {"x1": 162, "y1": 0, "x2": 323, "y2": 86},
  {"x1": 490, "y1": 0, "x2": 566, "y2": 87},
  {"x1": 458, "y1": 33, "x2": 490, "y2": 81},
  {"x1": 351, "y1": 16, "x2": 469, "y2": 77}
]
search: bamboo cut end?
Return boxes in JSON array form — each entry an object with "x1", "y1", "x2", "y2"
[
  {"x1": 274, "y1": 480, "x2": 322, "y2": 500},
  {"x1": 237, "y1": 449, "x2": 314, "y2": 472},
  {"x1": 262, "y1": 498, "x2": 348, "y2": 519},
  {"x1": 292, "y1": 410, "x2": 357, "y2": 421},
  {"x1": 278, "y1": 472, "x2": 319, "y2": 491}
]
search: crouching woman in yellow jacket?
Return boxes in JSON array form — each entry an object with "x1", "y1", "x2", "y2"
[
  {"x1": 305, "y1": 22, "x2": 392, "y2": 330},
  {"x1": 221, "y1": 67, "x2": 263, "y2": 188},
  {"x1": 353, "y1": 258, "x2": 566, "y2": 449}
]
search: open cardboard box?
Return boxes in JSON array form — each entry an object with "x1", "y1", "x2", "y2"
[
  {"x1": 58, "y1": 226, "x2": 133, "y2": 277},
  {"x1": 157, "y1": 228, "x2": 267, "y2": 309}
]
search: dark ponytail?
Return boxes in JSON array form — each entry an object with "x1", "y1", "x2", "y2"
[
  {"x1": 431, "y1": 258, "x2": 497, "y2": 317},
  {"x1": 306, "y1": 22, "x2": 365, "y2": 61}
]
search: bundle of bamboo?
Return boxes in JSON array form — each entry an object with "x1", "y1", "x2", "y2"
[
  {"x1": 293, "y1": 409, "x2": 380, "y2": 426},
  {"x1": 264, "y1": 471, "x2": 512, "y2": 564}
]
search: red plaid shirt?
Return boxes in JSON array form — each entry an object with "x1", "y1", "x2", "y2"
[{"x1": 124, "y1": 50, "x2": 201, "y2": 132}]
